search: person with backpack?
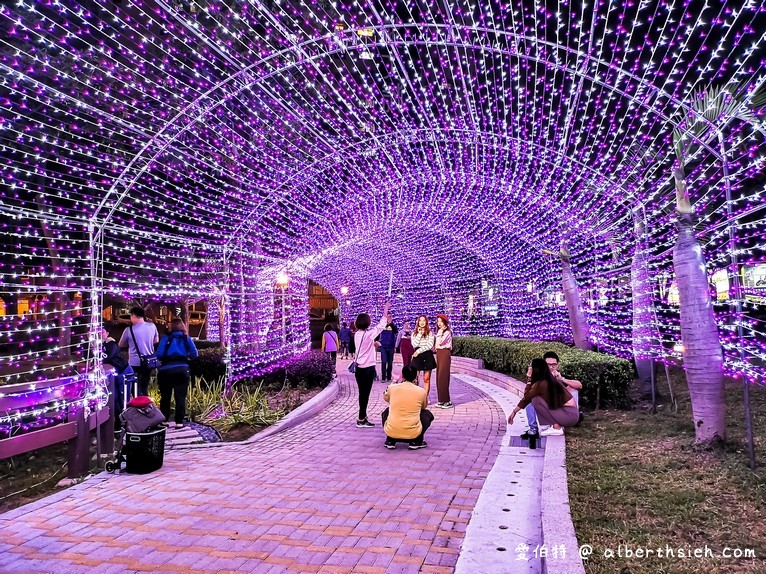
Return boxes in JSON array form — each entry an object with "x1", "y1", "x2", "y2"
[{"x1": 156, "y1": 318, "x2": 198, "y2": 429}]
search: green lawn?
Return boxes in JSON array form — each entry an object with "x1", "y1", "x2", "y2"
[{"x1": 566, "y1": 369, "x2": 766, "y2": 574}]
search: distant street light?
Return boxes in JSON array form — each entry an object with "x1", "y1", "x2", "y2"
[
  {"x1": 276, "y1": 272, "x2": 289, "y2": 343},
  {"x1": 339, "y1": 286, "x2": 349, "y2": 325}
]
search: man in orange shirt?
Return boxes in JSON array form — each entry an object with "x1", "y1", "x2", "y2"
[{"x1": 381, "y1": 365, "x2": 435, "y2": 450}]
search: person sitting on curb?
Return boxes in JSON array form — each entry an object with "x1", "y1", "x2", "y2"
[
  {"x1": 522, "y1": 351, "x2": 585, "y2": 441},
  {"x1": 381, "y1": 365, "x2": 434, "y2": 450},
  {"x1": 508, "y1": 358, "x2": 578, "y2": 437},
  {"x1": 544, "y1": 351, "x2": 584, "y2": 425}
]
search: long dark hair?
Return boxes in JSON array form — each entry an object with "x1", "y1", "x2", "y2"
[
  {"x1": 530, "y1": 358, "x2": 567, "y2": 408},
  {"x1": 415, "y1": 315, "x2": 431, "y2": 337}
]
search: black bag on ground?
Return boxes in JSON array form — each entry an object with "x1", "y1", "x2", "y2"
[{"x1": 124, "y1": 427, "x2": 166, "y2": 474}]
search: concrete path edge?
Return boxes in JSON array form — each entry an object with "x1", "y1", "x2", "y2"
[
  {"x1": 452, "y1": 356, "x2": 585, "y2": 574},
  {"x1": 174, "y1": 375, "x2": 342, "y2": 449}
]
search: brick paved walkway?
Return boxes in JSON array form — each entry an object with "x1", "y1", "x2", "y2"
[{"x1": 1, "y1": 366, "x2": 507, "y2": 574}]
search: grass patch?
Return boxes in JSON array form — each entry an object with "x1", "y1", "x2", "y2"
[{"x1": 567, "y1": 368, "x2": 766, "y2": 573}]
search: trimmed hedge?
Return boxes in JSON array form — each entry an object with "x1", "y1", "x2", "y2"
[
  {"x1": 452, "y1": 337, "x2": 633, "y2": 409},
  {"x1": 196, "y1": 349, "x2": 335, "y2": 391},
  {"x1": 190, "y1": 347, "x2": 227, "y2": 381}
]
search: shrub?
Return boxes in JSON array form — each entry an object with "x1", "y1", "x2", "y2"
[
  {"x1": 452, "y1": 337, "x2": 633, "y2": 409},
  {"x1": 190, "y1": 347, "x2": 226, "y2": 382},
  {"x1": 194, "y1": 340, "x2": 223, "y2": 350},
  {"x1": 193, "y1": 349, "x2": 334, "y2": 392},
  {"x1": 285, "y1": 350, "x2": 335, "y2": 389}
]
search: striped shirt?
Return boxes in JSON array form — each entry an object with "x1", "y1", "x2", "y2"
[{"x1": 411, "y1": 331, "x2": 435, "y2": 355}]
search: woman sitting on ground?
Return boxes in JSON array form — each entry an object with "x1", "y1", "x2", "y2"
[
  {"x1": 381, "y1": 365, "x2": 434, "y2": 450},
  {"x1": 507, "y1": 358, "x2": 578, "y2": 436}
]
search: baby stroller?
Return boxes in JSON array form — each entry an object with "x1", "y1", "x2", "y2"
[{"x1": 106, "y1": 396, "x2": 167, "y2": 474}]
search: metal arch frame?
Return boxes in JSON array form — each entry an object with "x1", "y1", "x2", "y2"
[
  {"x1": 305, "y1": 225, "x2": 513, "y2": 303},
  {"x1": 277, "y1": 205, "x2": 564, "y2": 325},
  {"x1": 224, "y1": 128, "x2": 633, "y2": 257},
  {"x1": 87, "y1": 21, "x2": 733, "y2": 239}
]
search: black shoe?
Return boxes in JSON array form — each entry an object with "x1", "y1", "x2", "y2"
[
  {"x1": 408, "y1": 441, "x2": 428, "y2": 450},
  {"x1": 384, "y1": 438, "x2": 396, "y2": 450},
  {"x1": 356, "y1": 419, "x2": 375, "y2": 428},
  {"x1": 520, "y1": 430, "x2": 538, "y2": 440}
]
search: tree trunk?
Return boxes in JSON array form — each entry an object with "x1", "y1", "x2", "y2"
[
  {"x1": 560, "y1": 246, "x2": 593, "y2": 350},
  {"x1": 34, "y1": 191, "x2": 74, "y2": 360},
  {"x1": 631, "y1": 231, "x2": 656, "y2": 396},
  {"x1": 673, "y1": 211, "x2": 725, "y2": 442}
]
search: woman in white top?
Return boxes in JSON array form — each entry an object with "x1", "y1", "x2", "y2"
[
  {"x1": 352, "y1": 300, "x2": 390, "y2": 428},
  {"x1": 410, "y1": 315, "x2": 437, "y2": 400},
  {"x1": 434, "y1": 314, "x2": 453, "y2": 409}
]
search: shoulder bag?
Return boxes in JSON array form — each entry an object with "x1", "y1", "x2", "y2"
[
  {"x1": 348, "y1": 330, "x2": 366, "y2": 374},
  {"x1": 129, "y1": 325, "x2": 162, "y2": 370}
]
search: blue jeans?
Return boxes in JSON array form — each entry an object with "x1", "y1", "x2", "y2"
[
  {"x1": 380, "y1": 346, "x2": 395, "y2": 381},
  {"x1": 112, "y1": 366, "x2": 135, "y2": 426},
  {"x1": 525, "y1": 403, "x2": 538, "y2": 433}
]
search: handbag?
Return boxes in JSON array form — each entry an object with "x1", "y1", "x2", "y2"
[
  {"x1": 348, "y1": 331, "x2": 367, "y2": 374},
  {"x1": 129, "y1": 325, "x2": 161, "y2": 370}
]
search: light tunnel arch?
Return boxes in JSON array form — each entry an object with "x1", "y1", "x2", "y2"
[
  {"x1": 87, "y1": 19, "x2": 733, "y2": 241},
  {"x1": 2, "y1": 0, "x2": 764, "y2": 390}
]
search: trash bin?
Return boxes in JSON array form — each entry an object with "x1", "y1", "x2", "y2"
[{"x1": 124, "y1": 427, "x2": 166, "y2": 474}]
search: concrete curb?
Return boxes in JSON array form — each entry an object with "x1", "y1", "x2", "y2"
[
  {"x1": 173, "y1": 376, "x2": 341, "y2": 449},
  {"x1": 453, "y1": 356, "x2": 585, "y2": 574},
  {"x1": 541, "y1": 436, "x2": 585, "y2": 574},
  {"x1": 243, "y1": 376, "x2": 340, "y2": 444}
]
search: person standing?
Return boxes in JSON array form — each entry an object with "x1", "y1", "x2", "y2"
[
  {"x1": 339, "y1": 322, "x2": 352, "y2": 359},
  {"x1": 396, "y1": 321, "x2": 414, "y2": 368},
  {"x1": 377, "y1": 313, "x2": 398, "y2": 382},
  {"x1": 321, "y1": 323, "x2": 340, "y2": 365},
  {"x1": 410, "y1": 315, "x2": 436, "y2": 401},
  {"x1": 434, "y1": 314, "x2": 453, "y2": 409},
  {"x1": 348, "y1": 320, "x2": 358, "y2": 359},
  {"x1": 156, "y1": 318, "x2": 198, "y2": 429},
  {"x1": 353, "y1": 300, "x2": 390, "y2": 428},
  {"x1": 101, "y1": 326, "x2": 133, "y2": 427},
  {"x1": 118, "y1": 307, "x2": 159, "y2": 396}
]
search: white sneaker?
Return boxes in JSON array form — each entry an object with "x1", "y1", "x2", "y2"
[{"x1": 540, "y1": 426, "x2": 564, "y2": 437}]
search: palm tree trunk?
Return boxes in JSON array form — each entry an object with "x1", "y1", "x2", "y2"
[
  {"x1": 631, "y1": 230, "x2": 655, "y2": 396},
  {"x1": 560, "y1": 246, "x2": 593, "y2": 351},
  {"x1": 673, "y1": 210, "x2": 725, "y2": 442}
]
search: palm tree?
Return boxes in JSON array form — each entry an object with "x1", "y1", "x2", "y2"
[
  {"x1": 631, "y1": 216, "x2": 656, "y2": 398},
  {"x1": 559, "y1": 244, "x2": 592, "y2": 351},
  {"x1": 670, "y1": 82, "x2": 764, "y2": 443}
]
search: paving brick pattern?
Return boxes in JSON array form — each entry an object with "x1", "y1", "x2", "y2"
[{"x1": 1, "y1": 367, "x2": 505, "y2": 573}]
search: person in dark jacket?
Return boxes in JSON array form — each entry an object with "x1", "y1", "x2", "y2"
[
  {"x1": 101, "y1": 326, "x2": 133, "y2": 428},
  {"x1": 156, "y1": 318, "x2": 198, "y2": 428},
  {"x1": 377, "y1": 313, "x2": 398, "y2": 382},
  {"x1": 339, "y1": 322, "x2": 352, "y2": 359}
]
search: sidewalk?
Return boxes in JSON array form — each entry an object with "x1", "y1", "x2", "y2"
[{"x1": 0, "y1": 363, "x2": 539, "y2": 573}]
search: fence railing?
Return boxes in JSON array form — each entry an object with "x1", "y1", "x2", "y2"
[{"x1": 0, "y1": 373, "x2": 115, "y2": 478}]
